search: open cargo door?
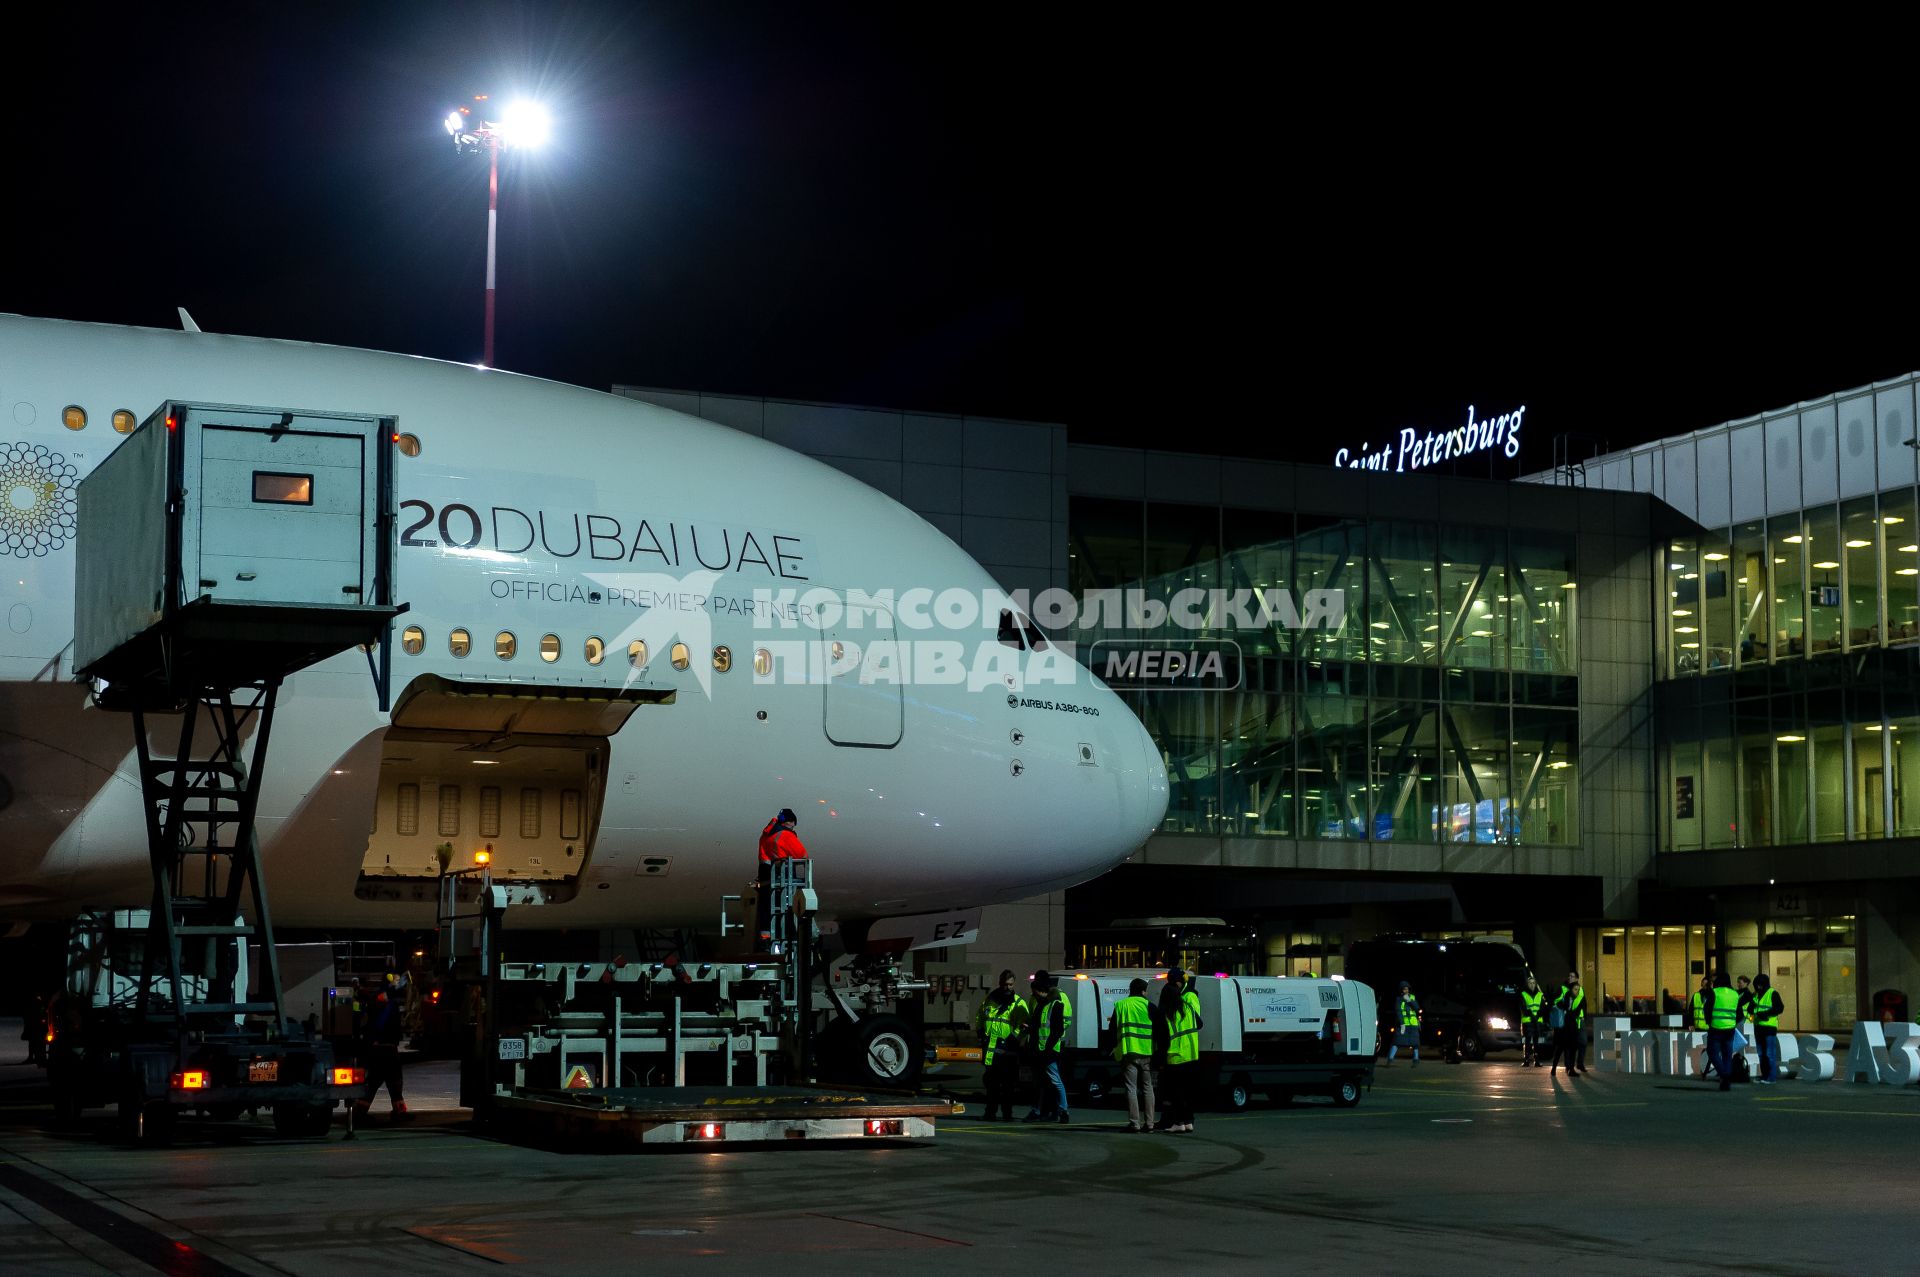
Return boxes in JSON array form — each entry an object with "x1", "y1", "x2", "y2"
[{"x1": 357, "y1": 675, "x2": 672, "y2": 902}]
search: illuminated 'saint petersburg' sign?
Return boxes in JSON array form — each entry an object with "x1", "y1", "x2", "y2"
[{"x1": 1332, "y1": 404, "x2": 1527, "y2": 473}]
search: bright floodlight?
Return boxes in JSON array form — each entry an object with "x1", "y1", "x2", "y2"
[
  {"x1": 444, "y1": 111, "x2": 463, "y2": 136},
  {"x1": 498, "y1": 99, "x2": 551, "y2": 149}
]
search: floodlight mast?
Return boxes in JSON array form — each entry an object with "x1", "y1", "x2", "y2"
[{"x1": 444, "y1": 96, "x2": 549, "y2": 368}]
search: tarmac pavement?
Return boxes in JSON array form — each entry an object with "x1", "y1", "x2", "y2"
[{"x1": 0, "y1": 1024, "x2": 1916, "y2": 1275}]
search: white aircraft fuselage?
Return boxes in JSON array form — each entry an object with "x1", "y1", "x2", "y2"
[{"x1": 0, "y1": 315, "x2": 1167, "y2": 933}]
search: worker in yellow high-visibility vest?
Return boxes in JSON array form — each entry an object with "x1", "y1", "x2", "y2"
[
  {"x1": 1156, "y1": 969, "x2": 1203, "y2": 1133},
  {"x1": 1749, "y1": 973, "x2": 1784, "y2": 1085},
  {"x1": 1023, "y1": 973, "x2": 1074, "y2": 1124},
  {"x1": 1111, "y1": 978, "x2": 1158, "y2": 1133},
  {"x1": 1689, "y1": 975, "x2": 1716, "y2": 1080},
  {"x1": 975, "y1": 969, "x2": 1029, "y2": 1121},
  {"x1": 1519, "y1": 976, "x2": 1545, "y2": 1067},
  {"x1": 1707, "y1": 971, "x2": 1741, "y2": 1092}
]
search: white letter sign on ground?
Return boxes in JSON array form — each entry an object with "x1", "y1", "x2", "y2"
[
  {"x1": 1593, "y1": 1017, "x2": 1628, "y2": 1071},
  {"x1": 1588, "y1": 1019, "x2": 1838, "y2": 1082},
  {"x1": 1796, "y1": 1034, "x2": 1835, "y2": 1081},
  {"x1": 1845, "y1": 1022, "x2": 1920, "y2": 1083}
]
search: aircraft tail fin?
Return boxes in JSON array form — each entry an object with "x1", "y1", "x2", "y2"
[{"x1": 177, "y1": 307, "x2": 202, "y2": 333}]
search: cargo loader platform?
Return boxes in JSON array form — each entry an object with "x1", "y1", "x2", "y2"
[
  {"x1": 51, "y1": 400, "x2": 402, "y2": 1144},
  {"x1": 446, "y1": 860, "x2": 951, "y2": 1149},
  {"x1": 485, "y1": 1085, "x2": 957, "y2": 1149}
]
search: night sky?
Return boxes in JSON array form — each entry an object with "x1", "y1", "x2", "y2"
[{"x1": 16, "y1": 7, "x2": 1920, "y2": 470}]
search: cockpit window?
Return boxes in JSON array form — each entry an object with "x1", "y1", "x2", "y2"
[
  {"x1": 998, "y1": 609, "x2": 1049, "y2": 651},
  {"x1": 998, "y1": 610, "x2": 1024, "y2": 649}
]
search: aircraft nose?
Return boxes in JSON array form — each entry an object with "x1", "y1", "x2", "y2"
[
  {"x1": 1092, "y1": 686, "x2": 1167, "y2": 846},
  {"x1": 1124, "y1": 711, "x2": 1170, "y2": 840}
]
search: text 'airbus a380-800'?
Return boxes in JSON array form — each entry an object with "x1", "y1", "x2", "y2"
[{"x1": 0, "y1": 313, "x2": 1167, "y2": 950}]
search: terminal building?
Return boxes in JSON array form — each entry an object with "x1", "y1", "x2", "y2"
[{"x1": 615, "y1": 376, "x2": 1920, "y2": 1035}]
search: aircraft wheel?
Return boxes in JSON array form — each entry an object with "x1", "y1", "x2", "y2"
[{"x1": 846, "y1": 1015, "x2": 923, "y2": 1089}]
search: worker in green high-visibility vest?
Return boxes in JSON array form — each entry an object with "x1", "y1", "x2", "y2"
[
  {"x1": 1519, "y1": 976, "x2": 1545, "y2": 1067},
  {"x1": 1023, "y1": 973, "x2": 1074, "y2": 1124},
  {"x1": 1111, "y1": 978, "x2": 1159, "y2": 1133},
  {"x1": 975, "y1": 969, "x2": 1029, "y2": 1121},
  {"x1": 1156, "y1": 970, "x2": 1203, "y2": 1133},
  {"x1": 1749, "y1": 973, "x2": 1785, "y2": 1085},
  {"x1": 1707, "y1": 971, "x2": 1741, "y2": 1092}
]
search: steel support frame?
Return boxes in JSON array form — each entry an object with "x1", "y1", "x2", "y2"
[{"x1": 129, "y1": 679, "x2": 288, "y2": 1038}]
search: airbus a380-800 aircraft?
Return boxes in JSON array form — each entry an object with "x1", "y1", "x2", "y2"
[{"x1": 0, "y1": 314, "x2": 1168, "y2": 947}]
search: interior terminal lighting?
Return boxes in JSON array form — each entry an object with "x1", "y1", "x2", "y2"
[
  {"x1": 1784, "y1": 535, "x2": 1804, "y2": 544},
  {"x1": 1900, "y1": 568, "x2": 1920, "y2": 576},
  {"x1": 1846, "y1": 539, "x2": 1872, "y2": 548},
  {"x1": 1885, "y1": 515, "x2": 1907, "y2": 524},
  {"x1": 1704, "y1": 552, "x2": 1729, "y2": 561},
  {"x1": 1814, "y1": 561, "x2": 1840, "y2": 570},
  {"x1": 1901, "y1": 545, "x2": 1919, "y2": 553},
  {"x1": 1777, "y1": 734, "x2": 1807, "y2": 743}
]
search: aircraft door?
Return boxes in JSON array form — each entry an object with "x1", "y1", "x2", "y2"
[
  {"x1": 197, "y1": 424, "x2": 367, "y2": 604},
  {"x1": 822, "y1": 597, "x2": 904, "y2": 748}
]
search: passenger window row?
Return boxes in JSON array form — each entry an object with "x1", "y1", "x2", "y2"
[
  {"x1": 58, "y1": 404, "x2": 424, "y2": 458},
  {"x1": 398, "y1": 624, "x2": 757, "y2": 674}
]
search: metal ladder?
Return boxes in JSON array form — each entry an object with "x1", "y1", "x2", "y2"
[
  {"x1": 437, "y1": 865, "x2": 499, "y2": 980},
  {"x1": 765, "y1": 858, "x2": 813, "y2": 955},
  {"x1": 127, "y1": 679, "x2": 288, "y2": 1034}
]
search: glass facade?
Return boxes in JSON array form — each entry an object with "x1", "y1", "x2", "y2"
[
  {"x1": 1578, "y1": 924, "x2": 1717, "y2": 1017},
  {"x1": 1662, "y1": 487, "x2": 1918, "y2": 676},
  {"x1": 1070, "y1": 499, "x2": 1579, "y2": 845},
  {"x1": 1658, "y1": 488, "x2": 1920, "y2": 851}
]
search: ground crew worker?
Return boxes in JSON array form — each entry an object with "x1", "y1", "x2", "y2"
[
  {"x1": 354, "y1": 971, "x2": 409, "y2": 1121},
  {"x1": 1178, "y1": 968, "x2": 1204, "y2": 1029},
  {"x1": 1023, "y1": 973, "x2": 1073, "y2": 1123},
  {"x1": 1735, "y1": 974, "x2": 1755, "y2": 1034},
  {"x1": 1519, "y1": 976, "x2": 1545, "y2": 1066},
  {"x1": 1548, "y1": 972, "x2": 1585, "y2": 1077},
  {"x1": 753, "y1": 809, "x2": 807, "y2": 943},
  {"x1": 23, "y1": 993, "x2": 48, "y2": 1066},
  {"x1": 1689, "y1": 975, "x2": 1715, "y2": 1079},
  {"x1": 1749, "y1": 973, "x2": 1783, "y2": 1084},
  {"x1": 1112, "y1": 977, "x2": 1158, "y2": 1132},
  {"x1": 1707, "y1": 971, "x2": 1740, "y2": 1091},
  {"x1": 1157, "y1": 973, "x2": 1201, "y2": 1132},
  {"x1": 975, "y1": 969, "x2": 1028, "y2": 1120},
  {"x1": 1385, "y1": 981, "x2": 1421, "y2": 1066}
]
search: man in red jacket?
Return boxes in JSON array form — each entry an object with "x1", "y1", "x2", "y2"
[{"x1": 755, "y1": 809, "x2": 807, "y2": 942}]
